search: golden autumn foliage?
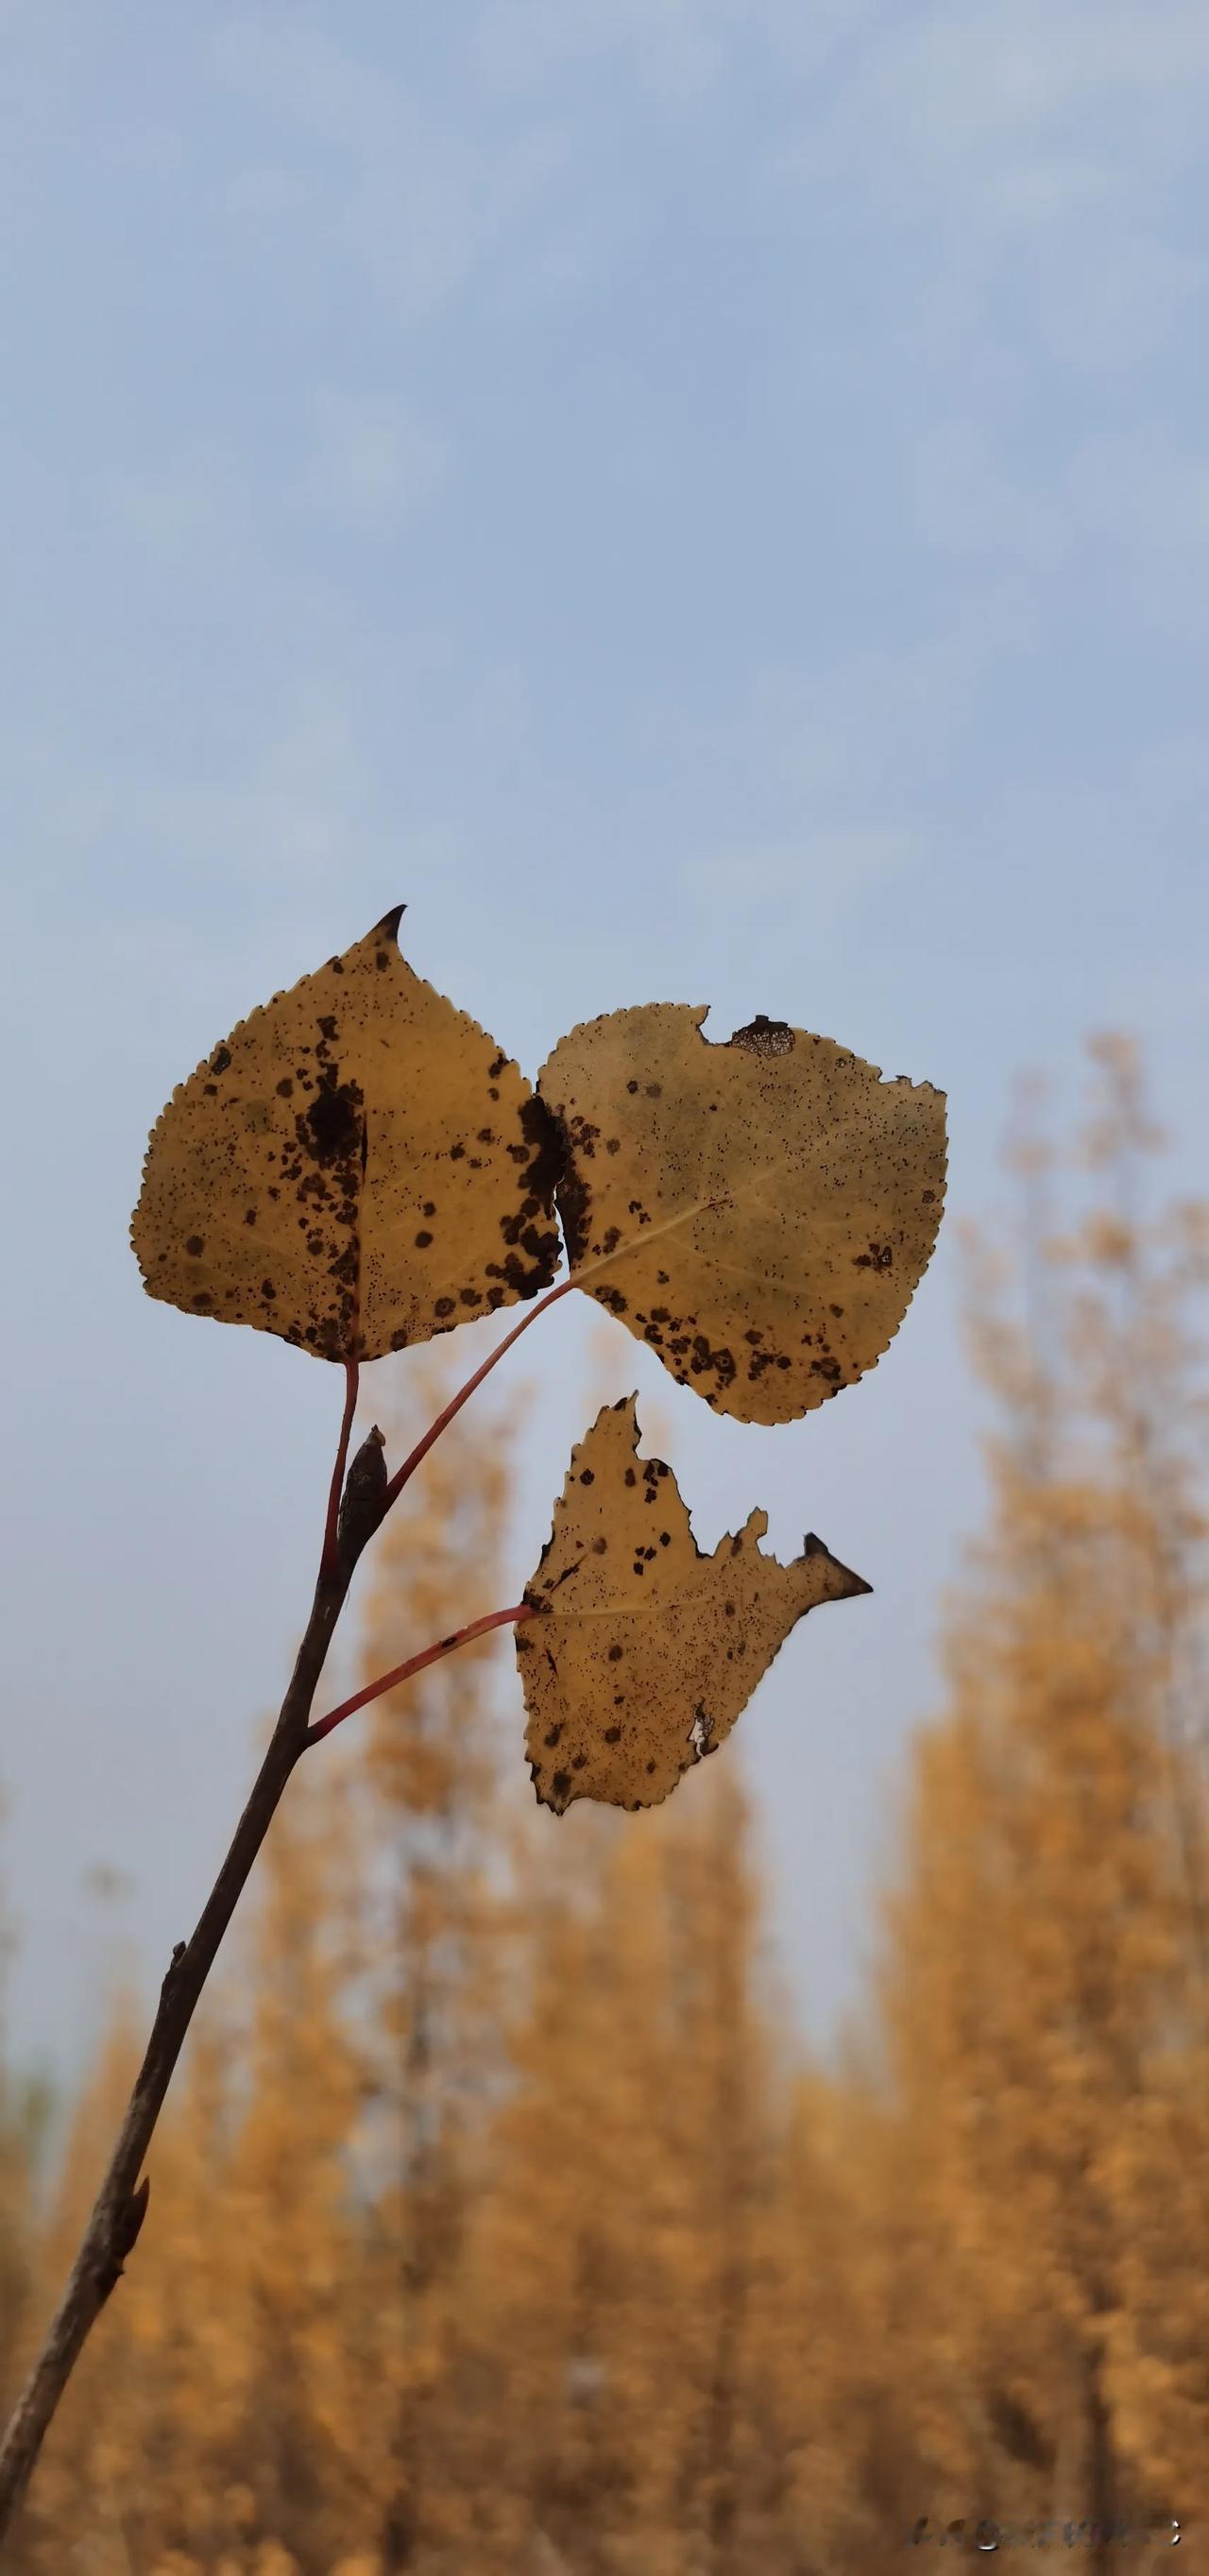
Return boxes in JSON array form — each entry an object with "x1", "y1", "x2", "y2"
[
  {"x1": 538, "y1": 1002, "x2": 946, "y2": 1422},
  {"x1": 3, "y1": 1039, "x2": 1205, "y2": 2572},
  {"x1": 130, "y1": 910, "x2": 945, "y2": 1423},
  {"x1": 131, "y1": 910, "x2": 561, "y2": 1363},
  {"x1": 125, "y1": 909, "x2": 944, "y2": 1822},
  {"x1": 518, "y1": 1394, "x2": 870, "y2": 1812}
]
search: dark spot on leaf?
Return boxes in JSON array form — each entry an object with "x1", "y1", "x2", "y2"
[
  {"x1": 211, "y1": 1047, "x2": 232, "y2": 1075},
  {"x1": 729, "y1": 1013, "x2": 794, "y2": 1057},
  {"x1": 604, "y1": 1725, "x2": 622, "y2": 1743},
  {"x1": 554, "y1": 1134, "x2": 592, "y2": 1265},
  {"x1": 415, "y1": 1230, "x2": 433, "y2": 1248},
  {"x1": 518, "y1": 1093, "x2": 565, "y2": 1210},
  {"x1": 185, "y1": 1236, "x2": 204, "y2": 1257},
  {"x1": 579, "y1": 1469, "x2": 594, "y2": 1485},
  {"x1": 434, "y1": 1296, "x2": 455, "y2": 1317},
  {"x1": 302, "y1": 1081, "x2": 363, "y2": 1166},
  {"x1": 551, "y1": 1770, "x2": 571, "y2": 1801},
  {"x1": 607, "y1": 1644, "x2": 623, "y2": 1663}
]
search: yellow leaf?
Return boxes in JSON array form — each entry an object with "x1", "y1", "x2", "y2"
[
  {"x1": 537, "y1": 1004, "x2": 945, "y2": 1422},
  {"x1": 517, "y1": 1395, "x2": 870, "y2": 1812},
  {"x1": 130, "y1": 909, "x2": 561, "y2": 1361}
]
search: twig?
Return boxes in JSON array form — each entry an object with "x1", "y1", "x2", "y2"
[
  {"x1": 0, "y1": 1523, "x2": 357, "y2": 2536},
  {"x1": 0, "y1": 1279, "x2": 567, "y2": 2542}
]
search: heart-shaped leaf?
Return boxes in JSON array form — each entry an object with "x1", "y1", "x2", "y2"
[
  {"x1": 536, "y1": 1005, "x2": 945, "y2": 1423},
  {"x1": 131, "y1": 909, "x2": 561, "y2": 1361},
  {"x1": 517, "y1": 1395, "x2": 870, "y2": 1813}
]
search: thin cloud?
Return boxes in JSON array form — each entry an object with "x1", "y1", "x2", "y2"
[{"x1": 294, "y1": 390, "x2": 449, "y2": 533}]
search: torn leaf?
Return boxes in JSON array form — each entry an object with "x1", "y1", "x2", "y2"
[{"x1": 518, "y1": 1395, "x2": 870, "y2": 1813}]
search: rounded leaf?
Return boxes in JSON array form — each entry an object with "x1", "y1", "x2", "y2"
[
  {"x1": 537, "y1": 1004, "x2": 945, "y2": 1423},
  {"x1": 131, "y1": 910, "x2": 561, "y2": 1360}
]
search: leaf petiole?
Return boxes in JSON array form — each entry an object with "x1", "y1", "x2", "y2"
[
  {"x1": 320, "y1": 1356, "x2": 361, "y2": 1581},
  {"x1": 380, "y1": 1275, "x2": 574, "y2": 1511},
  {"x1": 305, "y1": 1601, "x2": 536, "y2": 1747}
]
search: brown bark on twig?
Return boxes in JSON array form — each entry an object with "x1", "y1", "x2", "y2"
[
  {"x1": 0, "y1": 1287, "x2": 566, "y2": 2541},
  {"x1": 0, "y1": 1557, "x2": 352, "y2": 2539}
]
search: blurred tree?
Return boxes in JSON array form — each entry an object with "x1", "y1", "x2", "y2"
[
  {"x1": 344, "y1": 1355, "x2": 528, "y2": 2573},
  {"x1": 0, "y1": 1840, "x2": 48, "y2": 2533},
  {"x1": 11, "y1": 1042, "x2": 1204, "y2": 2573},
  {"x1": 869, "y1": 1038, "x2": 1209, "y2": 2563},
  {"x1": 218, "y1": 1747, "x2": 366, "y2": 2574},
  {"x1": 20, "y1": 1989, "x2": 144, "y2": 2570},
  {"x1": 464, "y1": 1763, "x2": 792, "y2": 2576}
]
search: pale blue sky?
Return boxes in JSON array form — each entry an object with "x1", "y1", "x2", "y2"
[{"x1": 2, "y1": 0, "x2": 1207, "y2": 2084}]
